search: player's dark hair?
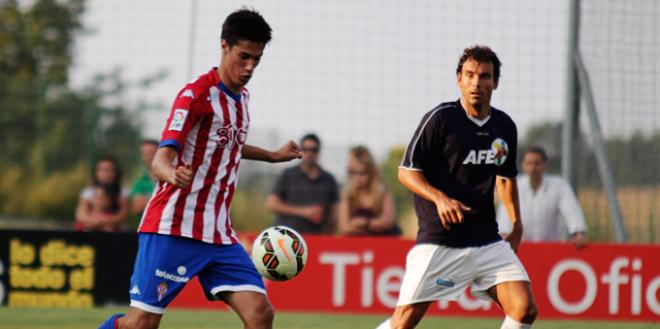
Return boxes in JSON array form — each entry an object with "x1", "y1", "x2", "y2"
[
  {"x1": 523, "y1": 146, "x2": 548, "y2": 162},
  {"x1": 456, "y1": 45, "x2": 502, "y2": 83},
  {"x1": 92, "y1": 155, "x2": 123, "y2": 212},
  {"x1": 221, "y1": 8, "x2": 272, "y2": 46},
  {"x1": 140, "y1": 139, "x2": 159, "y2": 147},
  {"x1": 301, "y1": 133, "x2": 321, "y2": 148}
]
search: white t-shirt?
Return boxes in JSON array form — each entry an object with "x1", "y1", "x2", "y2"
[
  {"x1": 496, "y1": 174, "x2": 587, "y2": 242},
  {"x1": 80, "y1": 186, "x2": 129, "y2": 200}
]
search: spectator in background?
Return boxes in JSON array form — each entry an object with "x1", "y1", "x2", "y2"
[
  {"x1": 266, "y1": 133, "x2": 339, "y2": 234},
  {"x1": 75, "y1": 155, "x2": 129, "y2": 232},
  {"x1": 338, "y1": 146, "x2": 400, "y2": 236},
  {"x1": 497, "y1": 146, "x2": 588, "y2": 248},
  {"x1": 130, "y1": 139, "x2": 159, "y2": 221}
]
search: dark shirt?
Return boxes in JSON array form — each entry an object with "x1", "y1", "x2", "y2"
[
  {"x1": 400, "y1": 100, "x2": 518, "y2": 247},
  {"x1": 272, "y1": 165, "x2": 339, "y2": 234}
]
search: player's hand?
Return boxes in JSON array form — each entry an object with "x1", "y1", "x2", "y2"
[
  {"x1": 171, "y1": 163, "x2": 193, "y2": 188},
  {"x1": 272, "y1": 141, "x2": 302, "y2": 162},
  {"x1": 570, "y1": 232, "x2": 588, "y2": 250},
  {"x1": 434, "y1": 196, "x2": 471, "y2": 230},
  {"x1": 299, "y1": 205, "x2": 323, "y2": 224}
]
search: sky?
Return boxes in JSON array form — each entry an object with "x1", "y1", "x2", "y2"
[{"x1": 70, "y1": 0, "x2": 571, "y2": 160}]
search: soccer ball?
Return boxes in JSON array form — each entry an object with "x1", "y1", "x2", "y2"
[{"x1": 251, "y1": 226, "x2": 308, "y2": 281}]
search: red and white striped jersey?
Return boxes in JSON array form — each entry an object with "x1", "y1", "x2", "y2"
[{"x1": 139, "y1": 68, "x2": 250, "y2": 245}]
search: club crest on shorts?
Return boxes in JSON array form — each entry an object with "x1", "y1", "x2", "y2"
[{"x1": 157, "y1": 282, "x2": 168, "y2": 302}]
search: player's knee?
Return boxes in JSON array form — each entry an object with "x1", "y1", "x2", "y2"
[
  {"x1": 508, "y1": 300, "x2": 538, "y2": 324},
  {"x1": 391, "y1": 306, "x2": 426, "y2": 329},
  {"x1": 243, "y1": 301, "x2": 274, "y2": 328},
  {"x1": 118, "y1": 312, "x2": 161, "y2": 329}
]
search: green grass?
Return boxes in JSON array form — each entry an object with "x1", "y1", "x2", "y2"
[{"x1": 0, "y1": 307, "x2": 657, "y2": 329}]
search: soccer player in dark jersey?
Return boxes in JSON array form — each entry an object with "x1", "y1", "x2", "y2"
[
  {"x1": 98, "y1": 9, "x2": 301, "y2": 329},
  {"x1": 377, "y1": 46, "x2": 537, "y2": 329}
]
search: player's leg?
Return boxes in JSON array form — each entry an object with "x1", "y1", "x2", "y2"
[
  {"x1": 383, "y1": 302, "x2": 431, "y2": 329},
  {"x1": 199, "y1": 243, "x2": 272, "y2": 328},
  {"x1": 99, "y1": 233, "x2": 211, "y2": 329},
  {"x1": 219, "y1": 291, "x2": 274, "y2": 329},
  {"x1": 379, "y1": 244, "x2": 473, "y2": 329},
  {"x1": 471, "y1": 240, "x2": 537, "y2": 328},
  {"x1": 487, "y1": 281, "x2": 537, "y2": 328}
]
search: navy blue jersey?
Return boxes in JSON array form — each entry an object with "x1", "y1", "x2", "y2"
[{"x1": 400, "y1": 100, "x2": 518, "y2": 247}]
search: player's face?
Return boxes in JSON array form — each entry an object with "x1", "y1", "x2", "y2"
[
  {"x1": 522, "y1": 152, "x2": 546, "y2": 179},
  {"x1": 221, "y1": 39, "x2": 265, "y2": 89},
  {"x1": 300, "y1": 139, "x2": 320, "y2": 166},
  {"x1": 347, "y1": 157, "x2": 370, "y2": 188},
  {"x1": 457, "y1": 59, "x2": 498, "y2": 109}
]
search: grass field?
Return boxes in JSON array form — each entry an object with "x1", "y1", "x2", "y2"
[{"x1": 0, "y1": 307, "x2": 657, "y2": 329}]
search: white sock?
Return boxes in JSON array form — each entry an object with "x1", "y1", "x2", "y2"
[
  {"x1": 375, "y1": 318, "x2": 391, "y2": 329},
  {"x1": 500, "y1": 315, "x2": 531, "y2": 329}
]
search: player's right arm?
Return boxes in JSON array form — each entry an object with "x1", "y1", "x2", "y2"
[
  {"x1": 151, "y1": 147, "x2": 193, "y2": 189},
  {"x1": 398, "y1": 168, "x2": 470, "y2": 230},
  {"x1": 399, "y1": 108, "x2": 470, "y2": 230}
]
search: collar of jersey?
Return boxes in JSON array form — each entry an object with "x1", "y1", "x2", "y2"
[
  {"x1": 456, "y1": 99, "x2": 491, "y2": 127},
  {"x1": 218, "y1": 82, "x2": 242, "y2": 102}
]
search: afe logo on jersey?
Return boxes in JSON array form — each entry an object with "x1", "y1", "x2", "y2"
[
  {"x1": 462, "y1": 138, "x2": 509, "y2": 166},
  {"x1": 217, "y1": 125, "x2": 248, "y2": 148}
]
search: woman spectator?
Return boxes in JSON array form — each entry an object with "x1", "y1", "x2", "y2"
[
  {"x1": 338, "y1": 146, "x2": 400, "y2": 236},
  {"x1": 75, "y1": 155, "x2": 129, "y2": 232}
]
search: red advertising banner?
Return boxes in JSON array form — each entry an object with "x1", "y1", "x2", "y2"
[{"x1": 170, "y1": 235, "x2": 660, "y2": 322}]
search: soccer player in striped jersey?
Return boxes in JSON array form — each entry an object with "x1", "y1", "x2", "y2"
[
  {"x1": 377, "y1": 46, "x2": 538, "y2": 329},
  {"x1": 99, "y1": 9, "x2": 300, "y2": 329}
]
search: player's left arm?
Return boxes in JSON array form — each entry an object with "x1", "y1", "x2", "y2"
[
  {"x1": 242, "y1": 141, "x2": 301, "y2": 162},
  {"x1": 496, "y1": 176, "x2": 522, "y2": 252}
]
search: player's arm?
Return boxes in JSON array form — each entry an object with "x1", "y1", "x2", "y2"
[
  {"x1": 496, "y1": 176, "x2": 523, "y2": 252},
  {"x1": 398, "y1": 167, "x2": 471, "y2": 230},
  {"x1": 242, "y1": 141, "x2": 301, "y2": 163},
  {"x1": 367, "y1": 192, "x2": 397, "y2": 233},
  {"x1": 151, "y1": 147, "x2": 193, "y2": 188}
]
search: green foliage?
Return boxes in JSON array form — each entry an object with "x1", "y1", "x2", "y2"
[
  {"x1": 380, "y1": 146, "x2": 413, "y2": 223},
  {"x1": 0, "y1": 0, "x2": 143, "y2": 221}
]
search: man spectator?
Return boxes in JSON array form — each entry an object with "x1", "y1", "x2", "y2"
[
  {"x1": 267, "y1": 133, "x2": 339, "y2": 234},
  {"x1": 497, "y1": 146, "x2": 588, "y2": 248},
  {"x1": 130, "y1": 140, "x2": 158, "y2": 222}
]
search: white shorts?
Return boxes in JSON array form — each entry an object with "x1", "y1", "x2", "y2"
[{"x1": 397, "y1": 240, "x2": 529, "y2": 306}]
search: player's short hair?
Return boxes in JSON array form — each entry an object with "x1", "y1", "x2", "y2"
[
  {"x1": 221, "y1": 8, "x2": 272, "y2": 46},
  {"x1": 523, "y1": 146, "x2": 548, "y2": 162},
  {"x1": 300, "y1": 133, "x2": 321, "y2": 148},
  {"x1": 456, "y1": 45, "x2": 502, "y2": 83}
]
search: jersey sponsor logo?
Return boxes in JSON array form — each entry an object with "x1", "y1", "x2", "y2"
[
  {"x1": 169, "y1": 109, "x2": 188, "y2": 131},
  {"x1": 462, "y1": 138, "x2": 509, "y2": 166},
  {"x1": 217, "y1": 125, "x2": 248, "y2": 148},
  {"x1": 180, "y1": 89, "x2": 194, "y2": 99},
  {"x1": 155, "y1": 268, "x2": 190, "y2": 283}
]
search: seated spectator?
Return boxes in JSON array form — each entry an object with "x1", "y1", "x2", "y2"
[
  {"x1": 266, "y1": 133, "x2": 339, "y2": 234},
  {"x1": 130, "y1": 140, "x2": 158, "y2": 222},
  {"x1": 497, "y1": 146, "x2": 588, "y2": 248},
  {"x1": 338, "y1": 146, "x2": 400, "y2": 236},
  {"x1": 75, "y1": 155, "x2": 129, "y2": 232}
]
